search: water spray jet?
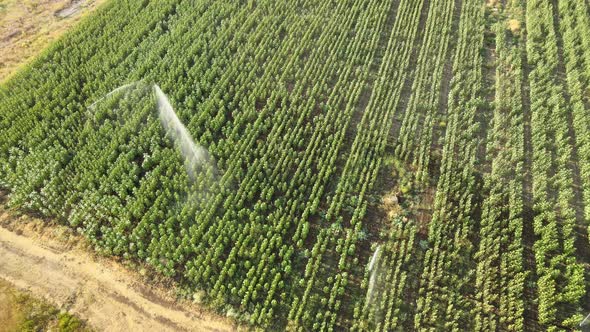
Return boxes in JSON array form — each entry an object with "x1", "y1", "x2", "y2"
[
  {"x1": 86, "y1": 82, "x2": 221, "y2": 199},
  {"x1": 365, "y1": 244, "x2": 382, "y2": 307}
]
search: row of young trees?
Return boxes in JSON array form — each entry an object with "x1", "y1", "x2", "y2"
[
  {"x1": 194, "y1": 0, "x2": 396, "y2": 326},
  {"x1": 412, "y1": 0, "x2": 487, "y2": 329},
  {"x1": 394, "y1": 0, "x2": 458, "y2": 183},
  {"x1": 351, "y1": 218, "x2": 418, "y2": 331},
  {"x1": 473, "y1": 5, "x2": 527, "y2": 330},
  {"x1": 525, "y1": 0, "x2": 586, "y2": 328},
  {"x1": 556, "y1": 0, "x2": 590, "y2": 251},
  {"x1": 288, "y1": 0, "x2": 429, "y2": 329}
]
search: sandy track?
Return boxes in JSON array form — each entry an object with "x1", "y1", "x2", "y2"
[
  {"x1": 0, "y1": 226, "x2": 234, "y2": 332},
  {"x1": 0, "y1": 0, "x2": 115, "y2": 82}
]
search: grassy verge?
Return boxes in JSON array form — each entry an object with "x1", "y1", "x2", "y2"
[{"x1": 0, "y1": 278, "x2": 92, "y2": 332}]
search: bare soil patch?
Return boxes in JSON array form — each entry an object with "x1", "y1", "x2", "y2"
[
  {"x1": 0, "y1": 203, "x2": 238, "y2": 332},
  {"x1": 0, "y1": 0, "x2": 108, "y2": 82},
  {"x1": 56, "y1": 0, "x2": 85, "y2": 18}
]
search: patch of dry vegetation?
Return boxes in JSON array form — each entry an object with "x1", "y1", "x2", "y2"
[
  {"x1": 0, "y1": 278, "x2": 91, "y2": 332},
  {"x1": 0, "y1": 0, "x2": 108, "y2": 82},
  {"x1": 507, "y1": 19, "x2": 521, "y2": 34}
]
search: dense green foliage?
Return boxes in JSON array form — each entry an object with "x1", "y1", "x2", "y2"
[{"x1": 1, "y1": 0, "x2": 589, "y2": 330}]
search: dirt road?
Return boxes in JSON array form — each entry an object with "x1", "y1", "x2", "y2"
[
  {"x1": 0, "y1": 225, "x2": 234, "y2": 332},
  {"x1": 0, "y1": 0, "x2": 109, "y2": 82}
]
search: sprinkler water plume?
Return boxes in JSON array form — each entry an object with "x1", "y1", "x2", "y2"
[
  {"x1": 86, "y1": 81, "x2": 221, "y2": 197},
  {"x1": 365, "y1": 244, "x2": 382, "y2": 307},
  {"x1": 153, "y1": 84, "x2": 217, "y2": 182}
]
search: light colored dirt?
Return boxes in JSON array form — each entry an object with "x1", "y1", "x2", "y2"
[
  {"x1": 0, "y1": 0, "x2": 108, "y2": 82},
  {"x1": 0, "y1": 219, "x2": 236, "y2": 332},
  {"x1": 0, "y1": 284, "x2": 20, "y2": 332}
]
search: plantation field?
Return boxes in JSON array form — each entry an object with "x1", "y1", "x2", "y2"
[{"x1": 1, "y1": 0, "x2": 590, "y2": 330}]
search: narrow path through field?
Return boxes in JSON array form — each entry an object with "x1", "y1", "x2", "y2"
[
  {"x1": 520, "y1": 25, "x2": 541, "y2": 332},
  {"x1": 477, "y1": 12, "x2": 496, "y2": 175},
  {"x1": 390, "y1": 0, "x2": 430, "y2": 145},
  {"x1": 330, "y1": 0, "x2": 403, "y2": 323},
  {"x1": 0, "y1": 225, "x2": 234, "y2": 332},
  {"x1": 469, "y1": 0, "x2": 496, "y2": 253},
  {"x1": 338, "y1": 0, "x2": 400, "y2": 155},
  {"x1": 428, "y1": 0, "x2": 463, "y2": 179},
  {"x1": 390, "y1": 0, "x2": 431, "y2": 329}
]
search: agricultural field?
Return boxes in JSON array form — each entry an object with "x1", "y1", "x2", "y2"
[{"x1": 1, "y1": 0, "x2": 589, "y2": 330}]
